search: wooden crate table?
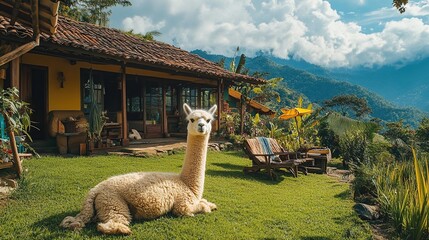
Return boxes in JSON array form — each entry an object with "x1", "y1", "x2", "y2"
[{"x1": 101, "y1": 123, "x2": 122, "y2": 146}]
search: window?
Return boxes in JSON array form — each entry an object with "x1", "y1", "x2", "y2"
[
  {"x1": 126, "y1": 77, "x2": 143, "y2": 120},
  {"x1": 166, "y1": 86, "x2": 178, "y2": 115},
  {"x1": 81, "y1": 69, "x2": 104, "y2": 116},
  {"x1": 201, "y1": 88, "x2": 216, "y2": 110},
  {"x1": 182, "y1": 87, "x2": 198, "y2": 108}
]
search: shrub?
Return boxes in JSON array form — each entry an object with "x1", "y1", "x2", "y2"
[
  {"x1": 349, "y1": 163, "x2": 377, "y2": 203},
  {"x1": 339, "y1": 130, "x2": 370, "y2": 166},
  {"x1": 416, "y1": 117, "x2": 429, "y2": 152},
  {"x1": 317, "y1": 119, "x2": 342, "y2": 158}
]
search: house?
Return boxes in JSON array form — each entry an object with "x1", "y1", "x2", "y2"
[{"x1": 0, "y1": 4, "x2": 264, "y2": 150}]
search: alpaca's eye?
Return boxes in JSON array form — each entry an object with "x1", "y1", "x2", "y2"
[
  {"x1": 206, "y1": 119, "x2": 211, "y2": 123},
  {"x1": 190, "y1": 119, "x2": 195, "y2": 123}
]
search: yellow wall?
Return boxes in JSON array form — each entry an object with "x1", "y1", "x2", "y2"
[
  {"x1": 21, "y1": 53, "x2": 215, "y2": 112},
  {"x1": 21, "y1": 53, "x2": 121, "y2": 112}
]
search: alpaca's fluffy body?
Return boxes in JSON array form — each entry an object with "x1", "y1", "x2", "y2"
[{"x1": 60, "y1": 104, "x2": 217, "y2": 235}]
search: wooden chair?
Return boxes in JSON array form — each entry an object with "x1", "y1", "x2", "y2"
[{"x1": 243, "y1": 137, "x2": 314, "y2": 180}]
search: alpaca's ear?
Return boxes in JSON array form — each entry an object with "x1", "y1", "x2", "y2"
[
  {"x1": 183, "y1": 103, "x2": 192, "y2": 116},
  {"x1": 208, "y1": 104, "x2": 217, "y2": 116}
]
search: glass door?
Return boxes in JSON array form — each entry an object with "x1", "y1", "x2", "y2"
[{"x1": 145, "y1": 84, "x2": 163, "y2": 138}]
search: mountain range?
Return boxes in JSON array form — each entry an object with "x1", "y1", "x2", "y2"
[
  {"x1": 259, "y1": 55, "x2": 429, "y2": 112},
  {"x1": 192, "y1": 50, "x2": 428, "y2": 127}
]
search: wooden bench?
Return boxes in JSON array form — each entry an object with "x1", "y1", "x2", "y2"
[{"x1": 243, "y1": 137, "x2": 314, "y2": 180}]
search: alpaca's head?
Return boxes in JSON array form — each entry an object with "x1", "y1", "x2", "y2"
[{"x1": 183, "y1": 103, "x2": 217, "y2": 136}]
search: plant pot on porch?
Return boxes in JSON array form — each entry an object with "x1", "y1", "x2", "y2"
[{"x1": 86, "y1": 139, "x2": 102, "y2": 155}]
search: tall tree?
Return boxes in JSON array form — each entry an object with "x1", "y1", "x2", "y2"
[
  {"x1": 59, "y1": 0, "x2": 131, "y2": 26},
  {"x1": 323, "y1": 95, "x2": 371, "y2": 119}
]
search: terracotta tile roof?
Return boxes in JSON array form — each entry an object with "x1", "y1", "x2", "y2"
[
  {"x1": 0, "y1": 0, "x2": 60, "y2": 35},
  {"x1": 0, "y1": 14, "x2": 265, "y2": 84}
]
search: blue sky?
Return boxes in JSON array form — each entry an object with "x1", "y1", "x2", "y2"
[{"x1": 109, "y1": 0, "x2": 429, "y2": 68}]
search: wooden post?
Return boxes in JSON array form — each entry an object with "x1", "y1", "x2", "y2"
[
  {"x1": 162, "y1": 85, "x2": 168, "y2": 137},
  {"x1": 10, "y1": 57, "x2": 20, "y2": 88},
  {"x1": 217, "y1": 79, "x2": 222, "y2": 133},
  {"x1": 31, "y1": 0, "x2": 40, "y2": 40},
  {"x1": 120, "y1": 63, "x2": 129, "y2": 146},
  {"x1": 4, "y1": 117, "x2": 22, "y2": 178},
  {"x1": 240, "y1": 95, "x2": 245, "y2": 134}
]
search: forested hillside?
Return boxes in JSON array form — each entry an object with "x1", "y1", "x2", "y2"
[{"x1": 193, "y1": 50, "x2": 427, "y2": 127}]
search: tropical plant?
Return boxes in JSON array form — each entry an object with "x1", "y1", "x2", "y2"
[
  {"x1": 87, "y1": 71, "x2": 107, "y2": 142},
  {"x1": 219, "y1": 112, "x2": 239, "y2": 137},
  {"x1": 0, "y1": 88, "x2": 32, "y2": 139},
  {"x1": 0, "y1": 87, "x2": 35, "y2": 176},
  {"x1": 350, "y1": 163, "x2": 378, "y2": 203},
  {"x1": 249, "y1": 113, "x2": 263, "y2": 137},
  {"x1": 266, "y1": 122, "x2": 284, "y2": 139},
  {"x1": 375, "y1": 150, "x2": 429, "y2": 239},
  {"x1": 280, "y1": 96, "x2": 321, "y2": 147}
]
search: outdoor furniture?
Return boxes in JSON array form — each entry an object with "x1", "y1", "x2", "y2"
[
  {"x1": 299, "y1": 147, "x2": 331, "y2": 174},
  {"x1": 243, "y1": 137, "x2": 314, "y2": 180},
  {"x1": 48, "y1": 110, "x2": 88, "y2": 155}
]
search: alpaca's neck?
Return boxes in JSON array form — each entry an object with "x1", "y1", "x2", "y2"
[{"x1": 180, "y1": 134, "x2": 210, "y2": 199}]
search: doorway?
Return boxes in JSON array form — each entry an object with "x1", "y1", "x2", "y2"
[
  {"x1": 20, "y1": 65, "x2": 48, "y2": 140},
  {"x1": 145, "y1": 84, "x2": 163, "y2": 138}
]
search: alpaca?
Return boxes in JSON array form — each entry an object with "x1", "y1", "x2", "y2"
[{"x1": 60, "y1": 103, "x2": 218, "y2": 235}]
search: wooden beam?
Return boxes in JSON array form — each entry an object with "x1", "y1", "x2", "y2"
[
  {"x1": 120, "y1": 63, "x2": 129, "y2": 146},
  {"x1": 0, "y1": 40, "x2": 38, "y2": 67},
  {"x1": 10, "y1": 0, "x2": 22, "y2": 25}
]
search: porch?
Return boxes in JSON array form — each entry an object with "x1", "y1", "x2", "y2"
[{"x1": 29, "y1": 136, "x2": 232, "y2": 157}]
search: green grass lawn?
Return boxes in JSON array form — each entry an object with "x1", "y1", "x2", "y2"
[{"x1": 0, "y1": 151, "x2": 371, "y2": 239}]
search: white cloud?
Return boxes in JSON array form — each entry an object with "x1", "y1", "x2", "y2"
[
  {"x1": 363, "y1": 1, "x2": 429, "y2": 25},
  {"x1": 122, "y1": 16, "x2": 165, "y2": 34},
  {"x1": 119, "y1": 0, "x2": 429, "y2": 68}
]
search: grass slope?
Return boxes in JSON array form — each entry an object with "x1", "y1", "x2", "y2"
[{"x1": 0, "y1": 152, "x2": 371, "y2": 239}]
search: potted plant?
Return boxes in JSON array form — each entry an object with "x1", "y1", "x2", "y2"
[
  {"x1": 87, "y1": 105, "x2": 107, "y2": 151},
  {"x1": 86, "y1": 70, "x2": 107, "y2": 152}
]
